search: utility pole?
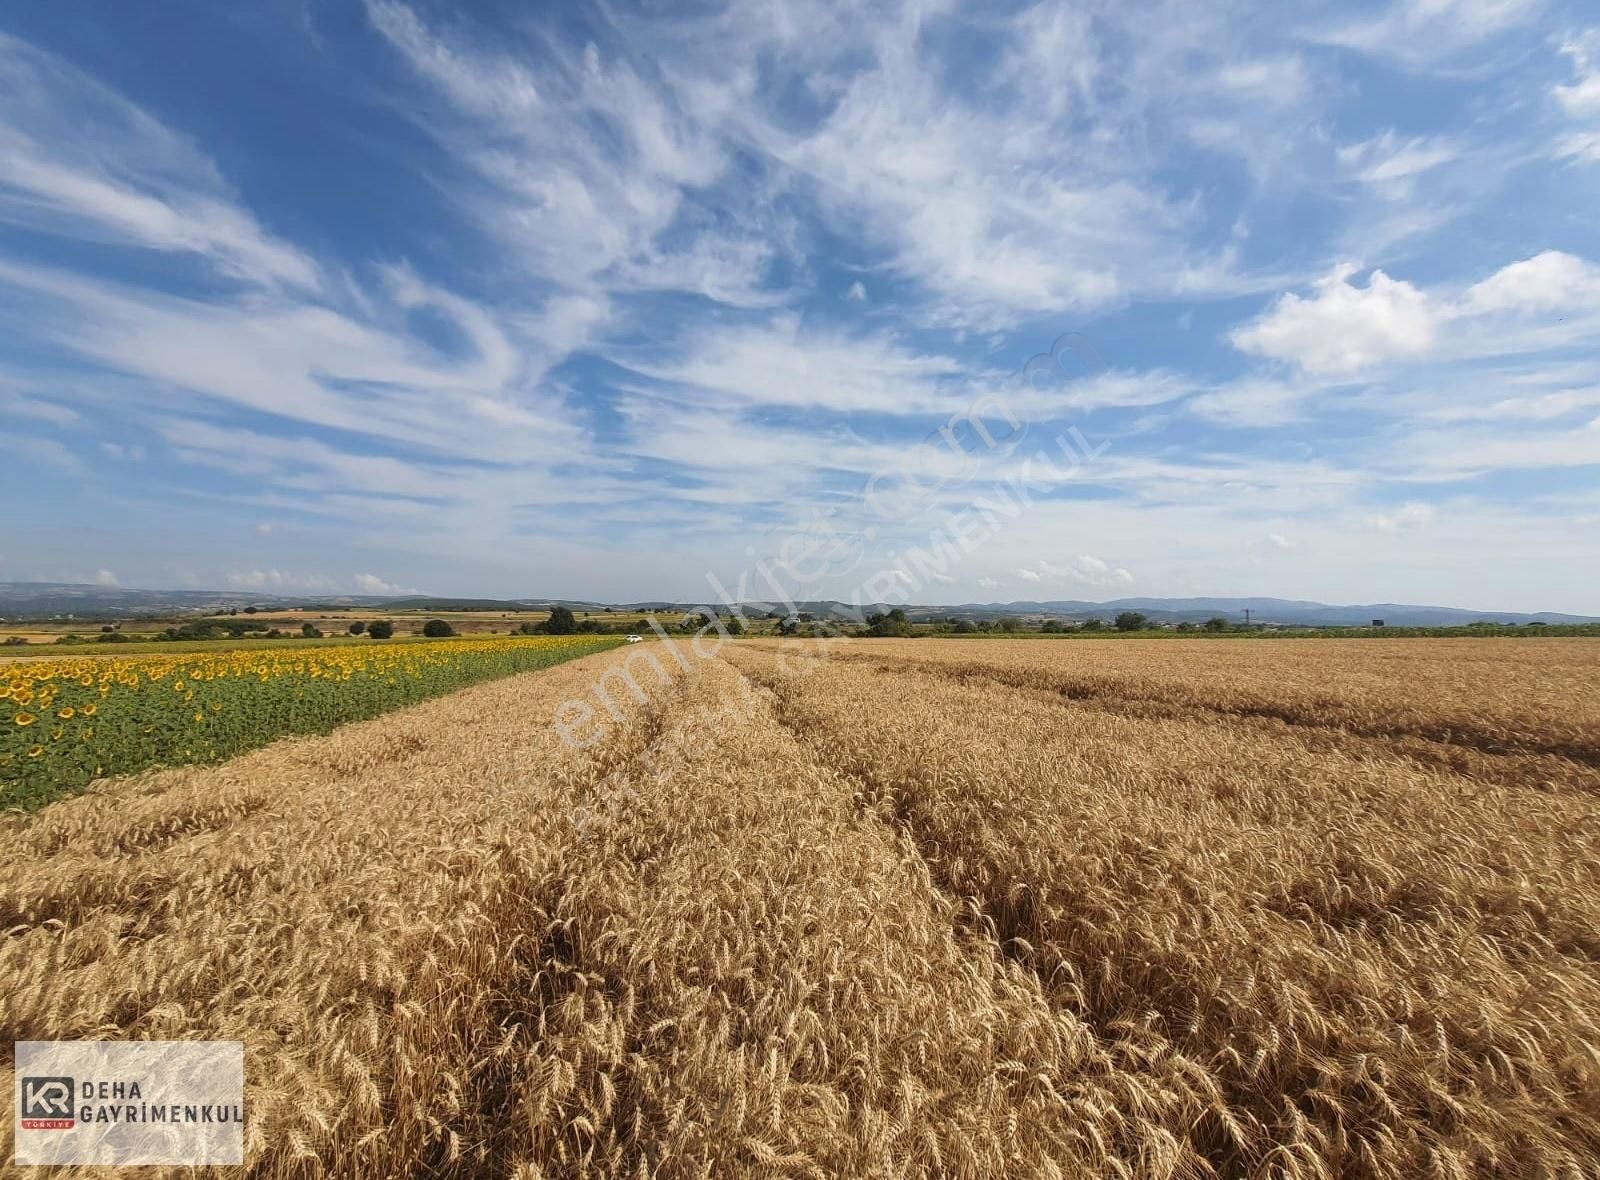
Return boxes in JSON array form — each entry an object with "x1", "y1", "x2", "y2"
[{"x1": 1243, "y1": 608, "x2": 1251, "y2": 628}]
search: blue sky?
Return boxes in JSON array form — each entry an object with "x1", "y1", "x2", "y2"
[{"x1": 1, "y1": 0, "x2": 1597, "y2": 611}]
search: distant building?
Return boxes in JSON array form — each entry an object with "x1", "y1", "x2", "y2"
[{"x1": 1372, "y1": 619, "x2": 1385, "y2": 627}]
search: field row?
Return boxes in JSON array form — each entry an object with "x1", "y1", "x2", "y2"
[{"x1": 727, "y1": 639, "x2": 1600, "y2": 1177}]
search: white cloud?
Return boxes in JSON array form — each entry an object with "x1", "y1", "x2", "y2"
[
  {"x1": 846, "y1": 280, "x2": 866, "y2": 302},
  {"x1": 1384, "y1": 416, "x2": 1600, "y2": 476},
  {"x1": 1186, "y1": 379, "x2": 1315, "y2": 426},
  {"x1": 1556, "y1": 130, "x2": 1600, "y2": 163},
  {"x1": 1462, "y1": 250, "x2": 1600, "y2": 313},
  {"x1": 1336, "y1": 131, "x2": 1457, "y2": 196},
  {"x1": 1554, "y1": 31, "x2": 1600, "y2": 117},
  {"x1": 1230, "y1": 251, "x2": 1600, "y2": 376},
  {"x1": 9, "y1": 436, "x2": 83, "y2": 474},
  {"x1": 1039, "y1": 554, "x2": 1136, "y2": 589},
  {"x1": 365, "y1": 1, "x2": 765, "y2": 306},
  {"x1": 363, "y1": 0, "x2": 541, "y2": 119},
  {"x1": 93, "y1": 568, "x2": 118, "y2": 587},
  {"x1": 226, "y1": 569, "x2": 337, "y2": 592},
  {"x1": 1310, "y1": 0, "x2": 1544, "y2": 67},
  {"x1": 1015, "y1": 567, "x2": 1042, "y2": 583},
  {"x1": 0, "y1": 257, "x2": 583, "y2": 469},
  {"x1": 353, "y1": 573, "x2": 411, "y2": 595},
  {"x1": 1369, "y1": 502, "x2": 1436, "y2": 533},
  {"x1": 100, "y1": 442, "x2": 145, "y2": 460},
  {"x1": 1, "y1": 391, "x2": 79, "y2": 426},
  {"x1": 1267, "y1": 532, "x2": 1296, "y2": 550},
  {"x1": 977, "y1": 576, "x2": 1000, "y2": 590},
  {"x1": 254, "y1": 522, "x2": 275, "y2": 536},
  {"x1": 630, "y1": 314, "x2": 964, "y2": 414},
  {"x1": 1231, "y1": 263, "x2": 1439, "y2": 374},
  {"x1": 1425, "y1": 386, "x2": 1600, "y2": 421},
  {"x1": 0, "y1": 32, "x2": 319, "y2": 290}
]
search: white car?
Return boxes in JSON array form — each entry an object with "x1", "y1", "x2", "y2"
[{"x1": 625, "y1": 634, "x2": 643, "y2": 643}]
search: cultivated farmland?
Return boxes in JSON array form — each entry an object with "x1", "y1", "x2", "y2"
[
  {"x1": 2, "y1": 637, "x2": 1598, "y2": 1178},
  {"x1": 0, "y1": 636, "x2": 622, "y2": 809}
]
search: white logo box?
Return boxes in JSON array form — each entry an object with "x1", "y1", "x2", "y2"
[{"x1": 13, "y1": 1041, "x2": 243, "y2": 1166}]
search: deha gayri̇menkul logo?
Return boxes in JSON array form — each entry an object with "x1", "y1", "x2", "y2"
[{"x1": 13, "y1": 1041, "x2": 244, "y2": 1166}]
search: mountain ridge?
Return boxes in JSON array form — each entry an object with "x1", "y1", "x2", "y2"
[{"x1": 1, "y1": 582, "x2": 1593, "y2": 627}]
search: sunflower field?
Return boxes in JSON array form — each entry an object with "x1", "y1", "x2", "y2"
[{"x1": 0, "y1": 635, "x2": 621, "y2": 809}]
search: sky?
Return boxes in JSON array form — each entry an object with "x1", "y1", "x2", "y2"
[{"x1": 1, "y1": 0, "x2": 1597, "y2": 613}]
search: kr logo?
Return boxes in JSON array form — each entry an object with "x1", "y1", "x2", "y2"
[{"x1": 20, "y1": 1077, "x2": 75, "y2": 1129}]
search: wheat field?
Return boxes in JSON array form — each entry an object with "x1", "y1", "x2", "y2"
[{"x1": 3, "y1": 637, "x2": 1598, "y2": 1178}]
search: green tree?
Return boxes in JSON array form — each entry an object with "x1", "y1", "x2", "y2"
[
  {"x1": 367, "y1": 620, "x2": 395, "y2": 639},
  {"x1": 951, "y1": 619, "x2": 978, "y2": 634},
  {"x1": 545, "y1": 605, "x2": 577, "y2": 635},
  {"x1": 421, "y1": 619, "x2": 455, "y2": 638},
  {"x1": 1204, "y1": 616, "x2": 1228, "y2": 632},
  {"x1": 301, "y1": 622, "x2": 323, "y2": 638},
  {"x1": 997, "y1": 616, "x2": 1021, "y2": 633},
  {"x1": 1114, "y1": 611, "x2": 1147, "y2": 631},
  {"x1": 866, "y1": 608, "x2": 913, "y2": 637},
  {"x1": 348, "y1": 621, "x2": 366, "y2": 635},
  {"x1": 1079, "y1": 618, "x2": 1104, "y2": 631},
  {"x1": 1040, "y1": 618, "x2": 1063, "y2": 633}
]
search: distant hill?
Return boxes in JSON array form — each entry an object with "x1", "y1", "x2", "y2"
[
  {"x1": 933, "y1": 598, "x2": 1599, "y2": 627},
  {"x1": 700, "y1": 596, "x2": 1596, "y2": 626},
  {"x1": 0, "y1": 583, "x2": 1592, "y2": 627},
  {"x1": 0, "y1": 582, "x2": 392, "y2": 619}
]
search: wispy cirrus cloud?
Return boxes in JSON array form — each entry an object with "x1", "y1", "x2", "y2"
[{"x1": 0, "y1": 31, "x2": 319, "y2": 290}]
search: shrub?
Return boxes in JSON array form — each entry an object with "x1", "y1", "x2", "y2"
[
  {"x1": 1205, "y1": 616, "x2": 1229, "y2": 632},
  {"x1": 302, "y1": 622, "x2": 324, "y2": 638},
  {"x1": 348, "y1": 621, "x2": 366, "y2": 635},
  {"x1": 367, "y1": 620, "x2": 395, "y2": 639},
  {"x1": 545, "y1": 606, "x2": 577, "y2": 635},
  {"x1": 1114, "y1": 611, "x2": 1147, "y2": 632},
  {"x1": 422, "y1": 619, "x2": 456, "y2": 638}
]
